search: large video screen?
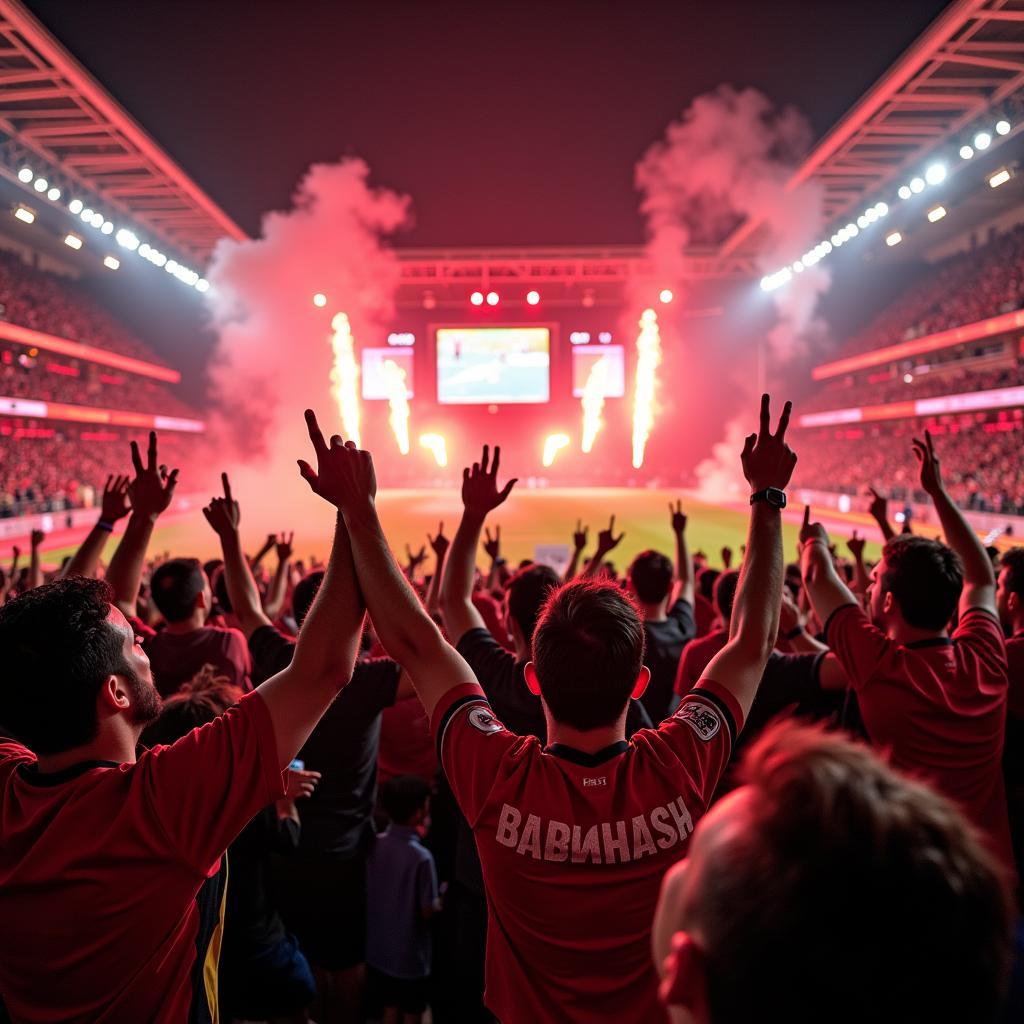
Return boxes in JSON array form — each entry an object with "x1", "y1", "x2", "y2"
[
  {"x1": 361, "y1": 347, "x2": 414, "y2": 400},
  {"x1": 571, "y1": 344, "x2": 625, "y2": 398},
  {"x1": 436, "y1": 326, "x2": 550, "y2": 404}
]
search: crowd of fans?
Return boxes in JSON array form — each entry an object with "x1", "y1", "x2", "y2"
[
  {"x1": 842, "y1": 221, "x2": 1024, "y2": 358},
  {"x1": 1, "y1": 397, "x2": 1022, "y2": 1024},
  {"x1": 0, "y1": 249, "x2": 168, "y2": 366},
  {"x1": 794, "y1": 412, "x2": 1024, "y2": 514},
  {"x1": 0, "y1": 341, "x2": 199, "y2": 419},
  {"x1": 0, "y1": 424, "x2": 197, "y2": 518},
  {"x1": 805, "y1": 352, "x2": 1024, "y2": 414}
]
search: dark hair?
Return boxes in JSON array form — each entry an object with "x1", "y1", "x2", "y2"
[
  {"x1": 293, "y1": 570, "x2": 324, "y2": 629},
  {"x1": 381, "y1": 774, "x2": 432, "y2": 824},
  {"x1": 141, "y1": 673, "x2": 241, "y2": 747},
  {"x1": 698, "y1": 567, "x2": 721, "y2": 603},
  {"x1": 150, "y1": 558, "x2": 206, "y2": 623},
  {"x1": 880, "y1": 535, "x2": 963, "y2": 630},
  {"x1": 713, "y1": 570, "x2": 741, "y2": 624},
  {"x1": 1000, "y1": 547, "x2": 1024, "y2": 601},
  {"x1": 628, "y1": 550, "x2": 674, "y2": 604},
  {"x1": 532, "y1": 578, "x2": 645, "y2": 731},
  {"x1": 693, "y1": 722, "x2": 1012, "y2": 1024},
  {"x1": 506, "y1": 564, "x2": 560, "y2": 640},
  {"x1": 0, "y1": 577, "x2": 128, "y2": 754}
]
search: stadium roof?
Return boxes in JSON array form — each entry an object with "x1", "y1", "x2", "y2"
[
  {"x1": 722, "y1": 0, "x2": 1024, "y2": 258},
  {"x1": 0, "y1": 0, "x2": 245, "y2": 264}
]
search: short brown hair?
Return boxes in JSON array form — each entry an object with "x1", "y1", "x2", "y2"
[
  {"x1": 880, "y1": 535, "x2": 963, "y2": 630},
  {"x1": 532, "y1": 578, "x2": 645, "y2": 731},
  {"x1": 693, "y1": 722, "x2": 1013, "y2": 1024}
]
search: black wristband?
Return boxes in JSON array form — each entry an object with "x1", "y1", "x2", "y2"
[
  {"x1": 96, "y1": 519, "x2": 115, "y2": 533},
  {"x1": 784, "y1": 624, "x2": 805, "y2": 641}
]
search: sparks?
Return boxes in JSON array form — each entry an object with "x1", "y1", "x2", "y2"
[
  {"x1": 419, "y1": 432, "x2": 448, "y2": 467},
  {"x1": 381, "y1": 358, "x2": 411, "y2": 455},
  {"x1": 329, "y1": 312, "x2": 361, "y2": 446},
  {"x1": 631, "y1": 308, "x2": 662, "y2": 469},
  {"x1": 580, "y1": 356, "x2": 608, "y2": 453},
  {"x1": 542, "y1": 432, "x2": 570, "y2": 468}
]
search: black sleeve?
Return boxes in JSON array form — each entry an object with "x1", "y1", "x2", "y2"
[
  {"x1": 455, "y1": 627, "x2": 519, "y2": 704},
  {"x1": 343, "y1": 656, "x2": 402, "y2": 714},
  {"x1": 248, "y1": 624, "x2": 296, "y2": 685},
  {"x1": 667, "y1": 598, "x2": 696, "y2": 642},
  {"x1": 273, "y1": 814, "x2": 301, "y2": 854}
]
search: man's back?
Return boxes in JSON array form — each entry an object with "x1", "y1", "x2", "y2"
[
  {"x1": 827, "y1": 604, "x2": 1012, "y2": 870},
  {"x1": 0, "y1": 692, "x2": 282, "y2": 1023},
  {"x1": 434, "y1": 680, "x2": 740, "y2": 1023},
  {"x1": 147, "y1": 624, "x2": 252, "y2": 696}
]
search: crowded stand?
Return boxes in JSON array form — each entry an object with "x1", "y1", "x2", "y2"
[
  {"x1": 840, "y1": 221, "x2": 1024, "y2": 358},
  {"x1": 793, "y1": 412, "x2": 1024, "y2": 513},
  {"x1": 1, "y1": 392, "x2": 1023, "y2": 1024}
]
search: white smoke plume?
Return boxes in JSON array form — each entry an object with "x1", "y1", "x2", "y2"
[
  {"x1": 201, "y1": 158, "x2": 410, "y2": 523},
  {"x1": 634, "y1": 85, "x2": 827, "y2": 498}
]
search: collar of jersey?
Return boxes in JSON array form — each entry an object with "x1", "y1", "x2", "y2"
[
  {"x1": 903, "y1": 637, "x2": 954, "y2": 650},
  {"x1": 18, "y1": 759, "x2": 120, "y2": 787},
  {"x1": 544, "y1": 740, "x2": 630, "y2": 766}
]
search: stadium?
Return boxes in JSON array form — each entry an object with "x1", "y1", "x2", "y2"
[{"x1": 3, "y1": 1, "x2": 1024, "y2": 1022}]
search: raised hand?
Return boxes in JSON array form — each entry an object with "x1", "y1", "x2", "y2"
[
  {"x1": 866, "y1": 486, "x2": 888, "y2": 522},
  {"x1": 847, "y1": 530, "x2": 866, "y2": 561},
  {"x1": 482, "y1": 525, "x2": 501, "y2": 562},
  {"x1": 912, "y1": 429, "x2": 944, "y2": 496},
  {"x1": 100, "y1": 474, "x2": 131, "y2": 522},
  {"x1": 721, "y1": 546, "x2": 733, "y2": 569},
  {"x1": 799, "y1": 505, "x2": 830, "y2": 549},
  {"x1": 740, "y1": 394, "x2": 797, "y2": 493},
  {"x1": 275, "y1": 532, "x2": 295, "y2": 561},
  {"x1": 128, "y1": 431, "x2": 179, "y2": 520},
  {"x1": 573, "y1": 520, "x2": 588, "y2": 551},
  {"x1": 202, "y1": 472, "x2": 241, "y2": 538},
  {"x1": 596, "y1": 515, "x2": 624, "y2": 554},
  {"x1": 30, "y1": 528, "x2": 44, "y2": 549},
  {"x1": 669, "y1": 499, "x2": 687, "y2": 534},
  {"x1": 297, "y1": 409, "x2": 377, "y2": 511},
  {"x1": 428, "y1": 522, "x2": 449, "y2": 559},
  {"x1": 405, "y1": 543, "x2": 427, "y2": 571},
  {"x1": 461, "y1": 445, "x2": 517, "y2": 518},
  {"x1": 283, "y1": 767, "x2": 322, "y2": 800}
]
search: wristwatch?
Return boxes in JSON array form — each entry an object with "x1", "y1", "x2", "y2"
[{"x1": 750, "y1": 487, "x2": 787, "y2": 509}]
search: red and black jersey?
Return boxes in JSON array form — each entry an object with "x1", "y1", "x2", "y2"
[
  {"x1": 433, "y1": 680, "x2": 741, "y2": 1024},
  {"x1": 0, "y1": 691, "x2": 284, "y2": 1023},
  {"x1": 827, "y1": 604, "x2": 1013, "y2": 874}
]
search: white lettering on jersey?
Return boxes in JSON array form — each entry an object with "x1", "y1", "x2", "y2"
[
  {"x1": 676, "y1": 699, "x2": 721, "y2": 741},
  {"x1": 493, "y1": 796, "x2": 694, "y2": 863}
]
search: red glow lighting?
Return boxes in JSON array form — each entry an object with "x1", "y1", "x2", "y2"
[
  {"x1": 526, "y1": 290, "x2": 540, "y2": 306},
  {"x1": 486, "y1": 291, "x2": 499, "y2": 306},
  {"x1": 470, "y1": 291, "x2": 484, "y2": 306}
]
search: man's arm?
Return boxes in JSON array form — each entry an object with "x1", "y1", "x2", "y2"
[
  {"x1": 426, "y1": 522, "x2": 449, "y2": 617},
  {"x1": 440, "y1": 445, "x2": 517, "y2": 644},
  {"x1": 699, "y1": 395, "x2": 797, "y2": 721},
  {"x1": 253, "y1": 412, "x2": 367, "y2": 766},
  {"x1": 846, "y1": 530, "x2": 871, "y2": 596},
  {"x1": 564, "y1": 520, "x2": 588, "y2": 582},
  {"x1": 778, "y1": 585, "x2": 830, "y2": 654},
  {"x1": 669, "y1": 500, "x2": 694, "y2": 606},
  {"x1": 63, "y1": 474, "x2": 131, "y2": 579},
  {"x1": 866, "y1": 487, "x2": 896, "y2": 543},
  {"x1": 582, "y1": 515, "x2": 624, "y2": 577},
  {"x1": 914, "y1": 429, "x2": 997, "y2": 615},
  {"x1": 106, "y1": 432, "x2": 179, "y2": 617},
  {"x1": 800, "y1": 506, "x2": 860, "y2": 629},
  {"x1": 204, "y1": 474, "x2": 273, "y2": 640},
  {"x1": 27, "y1": 529, "x2": 43, "y2": 591},
  {"x1": 302, "y1": 416, "x2": 480, "y2": 719},
  {"x1": 482, "y1": 525, "x2": 502, "y2": 591},
  {"x1": 262, "y1": 532, "x2": 293, "y2": 620}
]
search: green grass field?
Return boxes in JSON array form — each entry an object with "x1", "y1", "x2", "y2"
[{"x1": 33, "y1": 487, "x2": 887, "y2": 572}]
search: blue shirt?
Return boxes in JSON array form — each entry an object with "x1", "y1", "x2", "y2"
[{"x1": 366, "y1": 824, "x2": 438, "y2": 979}]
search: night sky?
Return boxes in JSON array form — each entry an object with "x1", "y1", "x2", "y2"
[{"x1": 25, "y1": 0, "x2": 949, "y2": 248}]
